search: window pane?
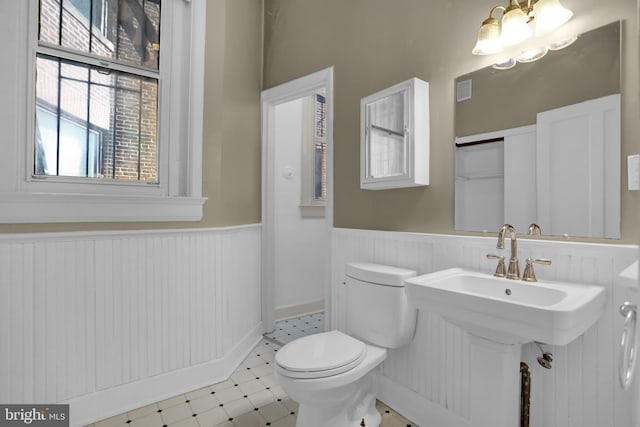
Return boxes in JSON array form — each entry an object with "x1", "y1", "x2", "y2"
[
  {"x1": 35, "y1": 54, "x2": 158, "y2": 182},
  {"x1": 314, "y1": 142, "x2": 326, "y2": 201},
  {"x1": 39, "y1": 0, "x2": 161, "y2": 70},
  {"x1": 366, "y1": 92, "x2": 406, "y2": 178},
  {"x1": 315, "y1": 94, "x2": 326, "y2": 138},
  {"x1": 314, "y1": 94, "x2": 327, "y2": 201}
]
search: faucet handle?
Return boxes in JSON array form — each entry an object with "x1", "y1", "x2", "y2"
[
  {"x1": 522, "y1": 257, "x2": 552, "y2": 282},
  {"x1": 528, "y1": 223, "x2": 542, "y2": 236},
  {"x1": 486, "y1": 254, "x2": 507, "y2": 277}
]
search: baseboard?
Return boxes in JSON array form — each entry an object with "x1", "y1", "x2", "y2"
[
  {"x1": 377, "y1": 374, "x2": 470, "y2": 427},
  {"x1": 275, "y1": 299, "x2": 324, "y2": 321},
  {"x1": 67, "y1": 322, "x2": 264, "y2": 427}
]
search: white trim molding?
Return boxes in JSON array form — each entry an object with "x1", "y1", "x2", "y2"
[
  {"x1": 275, "y1": 298, "x2": 325, "y2": 321},
  {"x1": 261, "y1": 67, "x2": 334, "y2": 333}
]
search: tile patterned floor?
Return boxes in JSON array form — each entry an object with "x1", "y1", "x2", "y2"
[
  {"x1": 89, "y1": 316, "x2": 417, "y2": 427},
  {"x1": 263, "y1": 312, "x2": 325, "y2": 345}
]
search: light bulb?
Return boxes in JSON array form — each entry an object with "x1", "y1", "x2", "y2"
[
  {"x1": 472, "y1": 17, "x2": 503, "y2": 55},
  {"x1": 533, "y1": 0, "x2": 573, "y2": 36}
]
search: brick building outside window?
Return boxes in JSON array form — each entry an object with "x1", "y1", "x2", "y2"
[{"x1": 36, "y1": 0, "x2": 161, "y2": 182}]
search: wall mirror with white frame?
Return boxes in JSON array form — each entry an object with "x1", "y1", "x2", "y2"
[{"x1": 454, "y1": 21, "x2": 621, "y2": 239}]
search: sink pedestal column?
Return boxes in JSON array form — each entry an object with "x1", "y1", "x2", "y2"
[{"x1": 469, "y1": 335, "x2": 521, "y2": 427}]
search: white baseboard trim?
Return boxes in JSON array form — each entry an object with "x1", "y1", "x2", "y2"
[
  {"x1": 377, "y1": 374, "x2": 470, "y2": 427},
  {"x1": 275, "y1": 299, "x2": 324, "y2": 321},
  {"x1": 68, "y1": 322, "x2": 264, "y2": 427}
]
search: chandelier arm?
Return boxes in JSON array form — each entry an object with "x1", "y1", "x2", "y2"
[{"x1": 488, "y1": 5, "x2": 506, "y2": 19}]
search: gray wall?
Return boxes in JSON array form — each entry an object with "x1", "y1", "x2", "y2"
[
  {"x1": 455, "y1": 22, "x2": 620, "y2": 137},
  {"x1": 263, "y1": 0, "x2": 640, "y2": 243}
]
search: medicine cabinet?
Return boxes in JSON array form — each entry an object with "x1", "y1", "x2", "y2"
[{"x1": 360, "y1": 77, "x2": 429, "y2": 190}]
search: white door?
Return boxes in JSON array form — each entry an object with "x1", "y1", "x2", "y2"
[{"x1": 536, "y1": 94, "x2": 620, "y2": 238}]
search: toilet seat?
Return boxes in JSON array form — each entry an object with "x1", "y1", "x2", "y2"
[{"x1": 275, "y1": 330, "x2": 367, "y2": 379}]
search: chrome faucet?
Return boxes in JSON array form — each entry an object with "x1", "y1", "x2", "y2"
[
  {"x1": 527, "y1": 223, "x2": 541, "y2": 236},
  {"x1": 497, "y1": 224, "x2": 520, "y2": 279}
]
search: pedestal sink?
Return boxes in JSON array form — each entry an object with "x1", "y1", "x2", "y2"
[
  {"x1": 404, "y1": 268, "x2": 607, "y2": 346},
  {"x1": 405, "y1": 268, "x2": 607, "y2": 427}
]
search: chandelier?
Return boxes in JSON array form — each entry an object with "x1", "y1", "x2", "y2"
[{"x1": 472, "y1": 0, "x2": 573, "y2": 55}]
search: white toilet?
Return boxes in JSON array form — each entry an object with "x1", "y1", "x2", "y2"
[{"x1": 274, "y1": 262, "x2": 417, "y2": 427}]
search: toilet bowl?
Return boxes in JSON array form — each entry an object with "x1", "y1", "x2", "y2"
[
  {"x1": 274, "y1": 262, "x2": 417, "y2": 427},
  {"x1": 275, "y1": 330, "x2": 386, "y2": 427}
]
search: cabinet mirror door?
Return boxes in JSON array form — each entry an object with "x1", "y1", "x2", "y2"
[{"x1": 364, "y1": 90, "x2": 407, "y2": 180}]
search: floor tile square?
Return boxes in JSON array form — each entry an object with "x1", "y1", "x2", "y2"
[
  {"x1": 280, "y1": 399, "x2": 298, "y2": 413},
  {"x1": 229, "y1": 411, "x2": 265, "y2": 427},
  {"x1": 210, "y1": 380, "x2": 235, "y2": 393},
  {"x1": 128, "y1": 403, "x2": 159, "y2": 421},
  {"x1": 257, "y1": 372, "x2": 278, "y2": 387},
  {"x1": 159, "y1": 394, "x2": 189, "y2": 410},
  {"x1": 160, "y1": 403, "x2": 193, "y2": 424},
  {"x1": 247, "y1": 390, "x2": 276, "y2": 409},
  {"x1": 189, "y1": 394, "x2": 220, "y2": 415},
  {"x1": 129, "y1": 412, "x2": 163, "y2": 427},
  {"x1": 251, "y1": 364, "x2": 274, "y2": 378},
  {"x1": 242, "y1": 356, "x2": 264, "y2": 368},
  {"x1": 238, "y1": 379, "x2": 265, "y2": 396},
  {"x1": 230, "y1": 369, "x2": 255, "y2": 384},
  {"x1": 195, "y1": 407, "x2": 228, "y2": 427},
  {"x1": 168, "y1": 416, "x2": 199, "y2": 427},
  {"x1": 268, "y1": 416, "x2": 296, "y2": 427},
  {"x1": 256, "y1": 402, "x2": 290, "y2": 422},
  {"x1": 186, "y1": 387, "x2": 212, "y2": 401},
  {"x1": 269, "y1": 385, "x2": 287, "y2": 399},
  {"x1": 215, "y1": 386, "x2": 244, "y2": 404},
  {"x1": 223, "y1": 399, "x2": 253, "y2": 418},
  {"x1": 258, "y1": 352, "x2": 275, "y2": 363}
]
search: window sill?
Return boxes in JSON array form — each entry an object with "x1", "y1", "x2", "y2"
[
  {"x1": 299, "y1": 205, "x2": 325, "y2": 218},
  {"x1": 0, "y1": 193, "x2": 206, "y2": 223}
]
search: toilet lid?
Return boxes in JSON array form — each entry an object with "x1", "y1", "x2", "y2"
[{"x1": 275, "y1": 330, "x2": 366, "y2": 378}]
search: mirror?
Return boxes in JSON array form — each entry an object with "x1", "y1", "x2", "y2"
[
  {"x1": 365, "y1": 91, "x2": 406, "y2": 179},
  {"x1": 454, "y1": 21, "x2": 621, "y2": 238}
]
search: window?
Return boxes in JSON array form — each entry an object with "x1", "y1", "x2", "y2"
[
  {"x1": 36, "y1": 106, "x2": 102, "y2": 178},
  {"x1": 300, "y1": 93, "x2": 327, "y2": 217},
  {"x1": 313, "y1": 94, "x2": 327, "y2": 202},
  {"x1": 0, "y1": 0, "x2": 206, "y2": 222},
  {"x1": 36, "y1": 0, "x2": 160, "y2": 182}
]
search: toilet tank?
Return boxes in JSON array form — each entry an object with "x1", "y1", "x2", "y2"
[{"x1": 344, "y1": 262, "x2": 417, "y2": 348}]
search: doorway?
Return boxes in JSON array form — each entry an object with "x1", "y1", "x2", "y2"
[{"x1": 260, "y1": 68, "x2": 334, "y2": 337}]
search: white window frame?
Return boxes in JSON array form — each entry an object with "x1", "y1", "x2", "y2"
[
  {"x1": 299, "y1": 94, "x2": 326, "y2": 218},
  {"x1": 0, "y1": 0, "x2": 206, "y2": 222}
]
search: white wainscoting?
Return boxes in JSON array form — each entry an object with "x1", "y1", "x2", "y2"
[
  {"x1": 0, "y1": 224, "x2": 262, "y2": 426},
  {"x1": 331, "y1": 228, "x2": 638, "y2": 427}
]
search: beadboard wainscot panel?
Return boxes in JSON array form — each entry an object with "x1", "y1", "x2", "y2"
[
  {"x1": 0, "y1": 225, "x2": 262, "y2": 426},
  {"x1": 331, "y1": 228, "x2": 638, "y2": 427}
]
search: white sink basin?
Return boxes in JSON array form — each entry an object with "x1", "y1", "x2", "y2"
[{"x1": 404, "y1": 268, "x2": 607, "y2": 345}]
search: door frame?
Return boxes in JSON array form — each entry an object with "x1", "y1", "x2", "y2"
[{"x1": 260, "y1": 67, "x2": 334, "y2": 333}]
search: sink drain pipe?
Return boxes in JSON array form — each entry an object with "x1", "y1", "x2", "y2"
[{"x1": 520, "y1": 362, "x2": 531, "y2": 427}]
